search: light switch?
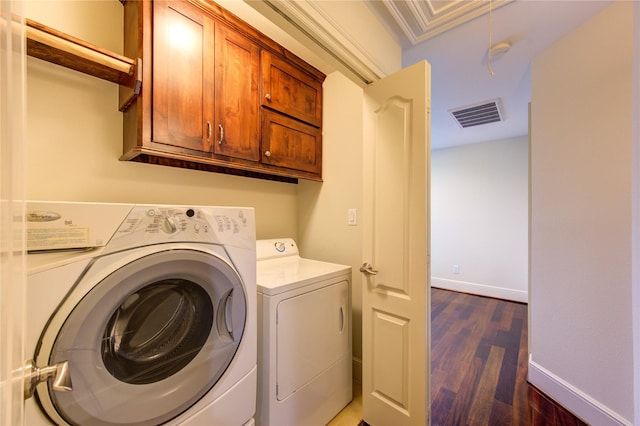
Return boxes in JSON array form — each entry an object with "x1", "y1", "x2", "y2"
[{"x1": 347, "y1": 208, "x2": 357, "y2": 226}]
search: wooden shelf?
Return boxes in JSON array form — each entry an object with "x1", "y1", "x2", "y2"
[{"x1": 25, "y1": 17, "x2": 139, "y2": 108}]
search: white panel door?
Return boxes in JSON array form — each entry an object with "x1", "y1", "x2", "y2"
[{"x1": 361, "y1": 60, "x2": 430, "y2": 426}]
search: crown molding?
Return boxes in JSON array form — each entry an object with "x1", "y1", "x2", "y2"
[
  {"x1": 262, "y1": 0, "x2": 386, "y2": 84},
  {"x1": 381, "y1": 0, "x2": 514, "y2": 45}
]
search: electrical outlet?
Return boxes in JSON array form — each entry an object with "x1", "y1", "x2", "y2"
[{"x1": 453, "y1": 264, "x2": 460, "y2": 274}]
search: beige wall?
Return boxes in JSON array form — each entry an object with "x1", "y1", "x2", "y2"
[
  {"x1": 530, "y1": 2, "x2": 634, "y2": 423},
  {"x1": 431, "y1": 136, "x2": 528, "y2": 302}
]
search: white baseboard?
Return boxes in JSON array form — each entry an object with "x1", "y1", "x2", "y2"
[
  {"x1": 528, "y1": 356, "x2": 631, "y2": 426},
  {"x1": 431, "y1": 277, "x2": 528, "y2": 303},
  {"x1": 352, "y1": 356, "x2": 362, "y2": 384}
]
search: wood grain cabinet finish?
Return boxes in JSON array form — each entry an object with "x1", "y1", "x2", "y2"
[
  {"x1": 262, "y1": 109, "x2": 321, "y2": 175},
  {"x1": 260, "y1": 50, "x2": 323, "y2": 177},
  {"x1": 261, "y1": 50, "x2": 323, "y2": 127},
  {"x1": 214, "y1": 24, "x2": 260, "y2": 162},
  {"x1": 120, "y1": 0, "x2": 325, "y2": 182},
  {"x1": 151, "y1": 0, "x2": 215, "y2": 156}
]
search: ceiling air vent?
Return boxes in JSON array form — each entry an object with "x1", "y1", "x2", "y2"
[{"x1": 449, "y1": 99, "x2": 504, "y2": 128}]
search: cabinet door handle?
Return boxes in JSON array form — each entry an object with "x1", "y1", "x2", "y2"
[
  {"x1": 218, "y1": 124, "x2": 224, "y2": 145},
  {"x1": 264, "y1": 150, "x2": 271, "y2": 157},
  {"x1": 265, "y1": 93, "x2": 271, "y2": 101},
  {"x1": 207, "y1": 121, "x2": 212, "y2": 141}
]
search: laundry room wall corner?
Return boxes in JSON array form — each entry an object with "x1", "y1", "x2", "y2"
[{"x1": 297, "y1": 71, "x2": 365, "y2": 382}]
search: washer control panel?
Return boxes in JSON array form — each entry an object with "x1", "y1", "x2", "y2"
[
  {"x1": 25, "y1": 202, "x2": 255, "y2": 252},
  {"x1": 117, "y1": 207, "x2": 213, "y2": 237},
  {"x1": 26, "y1": 201, "x2": 134, "y2": 251},
  {"x1": 108, "y1": 205, "x2": 254, "y2": 251}
]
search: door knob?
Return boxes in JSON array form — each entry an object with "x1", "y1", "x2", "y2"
[
  {"x1": 264, "y1": 150, "x2": 271, "y2": 157},
  {"x1": 360, "y1": 262, "x2": 378, "y2": 275}
]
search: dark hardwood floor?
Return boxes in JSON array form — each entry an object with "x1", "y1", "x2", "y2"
[
  {"x1": 430, "y1": 288, "x2": 530, "y2": 426},
  {"x1": 338, "y1": 287, "x2": 583, "y2": 425}
]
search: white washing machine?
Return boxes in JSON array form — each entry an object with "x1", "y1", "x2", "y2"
[
  {"x1": 255, "y1": 238, "x2": 352, "y2": 426},
  {"x1": 23, "y1": 201, "x2": 257, "y2": 426}
]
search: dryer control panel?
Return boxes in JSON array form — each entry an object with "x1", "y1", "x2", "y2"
[{"x1": 256, "y1": 238, "x2": 299, "y2": 261}]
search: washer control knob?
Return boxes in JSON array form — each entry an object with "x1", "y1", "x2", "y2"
[
  {"x1": 275, "y1": 241, "x2": 286, "y2": 253},
  {"x1": 161, "y1": 216, "x2": 178, "y2": 234}
]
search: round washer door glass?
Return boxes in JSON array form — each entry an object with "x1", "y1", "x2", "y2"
[{"x1": 37, "y1": 249, "x2": 247, "y2": 426}]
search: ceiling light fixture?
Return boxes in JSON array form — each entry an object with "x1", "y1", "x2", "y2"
[{"x1": 489, "y1": 41, "x2": 511, "y2": 60}]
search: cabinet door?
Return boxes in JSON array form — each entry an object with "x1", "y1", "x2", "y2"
[
  {"x1": 214, "y1": 24, "x2": 260, "y2": 161},
  {"x1": 262, "y1": 109, "x2": 321, "y2": 176},
  {"x1": 152, "y1": 1, "x2": 214, "y2": 155},
  {"x1": 261, "y1": 50, "x2": 322, "y2": 127}
]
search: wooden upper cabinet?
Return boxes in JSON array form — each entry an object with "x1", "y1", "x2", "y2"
[
  {"x1": 261, "y1": 50, "x2": 323, "y2": 128},
  {"x1": 152, "y1": 0, "x2": 215, "y2": 155},
  {"x1": 214, "y1": 24, "x2": 260, "y2": 162},
  {"x1": 120, "y1": 0, "x2": 325, "y2": 182},
  {"x1": 262, "y1": 109, "x2": 321, "y2": 175}
]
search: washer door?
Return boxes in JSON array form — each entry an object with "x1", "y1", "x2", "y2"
[{"x1": 35, "y1": 248, "x2": 246, "y2": 426}]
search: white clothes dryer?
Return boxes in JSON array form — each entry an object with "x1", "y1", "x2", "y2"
[
  {"x1": 256, "y1": 238, "x2": 352, "y2": 426},
  {"x1": 24, "y1": 201, "x2": 257, "y2": 426}
]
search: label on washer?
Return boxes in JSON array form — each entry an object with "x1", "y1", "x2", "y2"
[{"x1": 27, "y1": 227, "x2": 89, "y2": 250}]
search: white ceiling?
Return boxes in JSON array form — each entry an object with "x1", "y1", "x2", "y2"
[{"x1": 366, "y1": 0, "x2": 613, "y2": 150}]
